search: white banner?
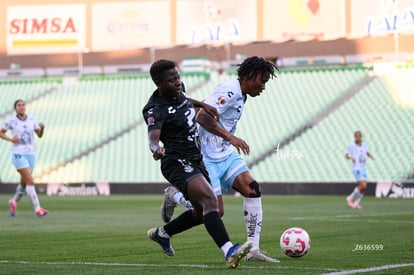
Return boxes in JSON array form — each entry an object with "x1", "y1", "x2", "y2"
[
  {"x1": 91, "y1": 1, "x2": 171, "y2": 51},
  {"x1": 7, "y1": 4, "x2": 86, "y2": 55},
  {"x1": 176, "y1": 0, "x2": 257, "y2": 44},
  {"x1": 350, "y1": 0, "x2": 414, "y2": 36},
  {"x1": 263, "y1": 0, "x2": 346, "y2": 41}
]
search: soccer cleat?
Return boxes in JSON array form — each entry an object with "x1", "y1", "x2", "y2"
[
  {"x1": 346, "y1": 197, "x2": 354, "y2": 208},
  {"x1": 246, "y1": 249, "x2": 280, "y2": 263},
  {"x1": 8, "y1": 198, "x2": 17, "y2": 217},
  {"x1": 147, "y1": 227, "x2": 175, "y2": 256},
  {"x1": 225, "y1": 241, "x2": 253, "y2": 268},
  {"x1": 36, "y1": 208, "x2": 48, "y2": 217},
  {"x1": 161, "y1": 186, "x2": 178, "y2": 223},
  {"x1": 354, "y1": 203, "x2": 362, "y2": 209}
]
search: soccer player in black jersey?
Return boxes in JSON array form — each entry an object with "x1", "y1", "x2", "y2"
[{"x1": 143, "y1": 59, "x2": 252, "y2": 268}]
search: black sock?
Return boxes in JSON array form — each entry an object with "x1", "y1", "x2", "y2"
[
  {"x1": 203, "y1": 211, "x2": 230, "y2": 248},
  {"x1": 164, "y1": 210, "x2": 202, "y2": 236}
]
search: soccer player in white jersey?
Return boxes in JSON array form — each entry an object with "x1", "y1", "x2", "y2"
[
  {"x1": 0, "y1": 99, "x2": 48, "y2": 217},
  {"x1": 161, "y1": 57, "x2": 279, "y2": 262},
  {"x1": 345, "y1": 131, "x2": 374, "y2": 209}
]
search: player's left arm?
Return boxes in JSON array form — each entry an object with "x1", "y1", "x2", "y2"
[
  {"x1": 367, "y1": 152, "x2": 374, "y2": 160},
  {"x1": 189, "y1": 98, "x2": 219, "y2": 121},
  {"x1": 35, "y1": 122, "x2": 45, "y2": 138}
]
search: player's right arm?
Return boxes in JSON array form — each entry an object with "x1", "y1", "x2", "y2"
[
  {"x1": 148, "y1": 129, "x2": 165, "y2": 161},
  {"x1": 197, "y1": 109, "x2": 250, "y2": 155},
  {"x1": 143, "y1": 104, "x2": 166, "y2": 161},
  {"x1": 0, "y1": 128, "x2": 19, "y2": 144}
]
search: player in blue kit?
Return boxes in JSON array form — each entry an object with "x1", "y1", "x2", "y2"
[
  {"x1": 161, "y1": 56, "x2": 279, "y2": 262},
  {"x1": 346, "y1": 131, "x2": 374, "y2": 209},
  {"x1": 0, "y1": 99, "x2": 48, "y2": 217}
]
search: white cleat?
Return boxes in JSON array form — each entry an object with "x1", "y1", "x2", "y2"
[
  {"x1": 161, "y1": 186, "x2": 178, "y2": 223},
  {"x1": 246, "y1": 249, "x2": 280, "y2": 263}
]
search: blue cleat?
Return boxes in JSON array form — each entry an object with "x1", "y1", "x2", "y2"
[
  {"x1": 147, "y1": 227, "x2": 175, "y2": 256},
  {"x1": 225, "y1": 241, "x2": 253, "y2": 268},
  {"x1": 9, "y1": 198, "x2": 16, "y2": 217}
]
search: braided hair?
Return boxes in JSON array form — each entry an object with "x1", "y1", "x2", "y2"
[{"x1": 237, "y1": 56, "x2": 278, "y2": 81}]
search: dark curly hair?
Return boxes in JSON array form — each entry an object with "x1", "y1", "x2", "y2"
[{"x1": 237, "y1": 56, "x2": 278, "y2": 81}]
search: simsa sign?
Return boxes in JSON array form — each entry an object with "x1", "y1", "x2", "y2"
[{"x1": 7, "y1": 5, "x2": 86, "y2": 55}]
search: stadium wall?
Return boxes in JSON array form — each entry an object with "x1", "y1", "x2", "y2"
[
  {"x1": 0, "y1": 181, "x2": 381, "y2": 196},
  {"x1": 1, "y1": 35, "x2": 414, "y2": 69},
  {"x1": 1, "y1": 0, "x2": 414, "y2": 68},
  {"x1": 2, "y1": 182, "x2": 413, "y2": 197}
]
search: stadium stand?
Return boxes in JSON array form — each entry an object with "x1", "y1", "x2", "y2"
[
  {"x1": 251, "y1": 66, "x2": 414, "y2": 181},
  {"x1": 0, "y1": 74, "x2": 207, "y2": 183},
  {"x1": 0, "y1": 65, "x2": 413, "y2": 183},
  {"x1": 0, "y1": 80, "x2": 59, "y2": 116},
  {"x1": 237, "y1": 66, "x2": 371, "y2": 162}
]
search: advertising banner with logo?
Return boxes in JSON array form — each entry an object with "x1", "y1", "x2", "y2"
[
  {"x1": 350, "y1": 0, "x2": 414, "y2": 36},
  {"x1": 47, "y1": 182, "x2": 110, "y2": 196},
  {"x1": 263, "y1": 0, "x2": 345, "y2": 41},
  {"x1": 176, "y1": 0, "x2": 257, "y2": 45},
  {"x1": 375, "y1": 180, "x2": 414, "y2": 198},
  {"x1": 7, "y1": 5, "x2": 85, "y2": 55},
  {"x1": 91, "y1": 1, "x2": 170, "y2": 51}
]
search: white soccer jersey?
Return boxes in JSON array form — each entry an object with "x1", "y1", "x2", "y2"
[
  {"x1": 347, "y1": 142, "x2": 369, "y2": 170},
  {"x1": 199, "y1": 79, "x2": 246, "y2": 162},
  {"x1": 2, "y1": 115, "x2": 40, "y2": 155}
]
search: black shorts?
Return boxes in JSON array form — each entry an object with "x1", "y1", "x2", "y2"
[{"x1": 161, "y1": 155, "x2": 210, "y2": 199}]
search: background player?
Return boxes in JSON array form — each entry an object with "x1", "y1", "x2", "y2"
[
  {"x1": 0, "y1": 99, "x2": 48, "y2": 217},
  {"x1": 161, "y1": 56, "x2": 279, "y2": 262},
  {"x1": 142, "y1": 59, "x2": 252, "y2": 268},
  {"x1": 345, "y1": 131, "x2": 374, "y2": 209}
]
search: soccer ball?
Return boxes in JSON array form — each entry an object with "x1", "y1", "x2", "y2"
[{"x1": 280, "y1": 227, "x2": 311, "y2": 258}]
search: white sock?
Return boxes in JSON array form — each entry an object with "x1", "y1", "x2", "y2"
[
  {"x1": 13, "y1": 184, "x2": 26, "y2": 203},
  {"x1": 220, "y1": 241, "x2": 233, "y2": 256},
  {"x1": 354, "y1": 192, "x2": 364, "y2": 205},
  {"x1": 25, "y1": 185, "x2": 41, "y2": 212},
  {"x1": 244, "y1": 197, "x2": 263, "y2": 251},
  {"x1": 172, "y1": 191, "x2": 193, "y2": 210},
  {"x1": 348, "y1": 187, "x2": 360, "y2": 200}
]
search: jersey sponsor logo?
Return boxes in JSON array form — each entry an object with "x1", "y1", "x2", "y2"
[
  {"x1": 168, "y1": 106, "x2": 176, "y2": 114},
  {"x1": 147, "y1": 117, "x2": 155, "y2": 126},
  {"x1": 20, "y1": 131, "x2": 31, "y2": 145},
  {"x1": 217, "y1": 96, "x2": 226, "y2": 104},
  {"x1": 183, "y1": 165, "x2": 194, "y2": 173},
  {"x1": 178, "y1": 159, "x2": 194, "y2": 173}
]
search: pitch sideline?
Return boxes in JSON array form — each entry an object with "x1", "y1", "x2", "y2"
[
  {"x1": 321, "y1": 262, "x2": 414, "y2": 275},
  {"x1": 0, "y1": 259, "x2": 336, "y2": 271}
]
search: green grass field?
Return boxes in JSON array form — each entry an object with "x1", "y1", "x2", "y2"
[{"x1": 0, "y1": 194, "x2": 413, "y2": 274}]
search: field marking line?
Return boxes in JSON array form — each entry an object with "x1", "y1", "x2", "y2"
[
  {"x1": 289, "y1": 216, "x2": 414, "y2": 225},
  {"x1": 321, "y1": 262, "x2": 414, "y2": 275},
  {"x1": 288, "y1": 211, "x2": 414, "y2": 224},
  {"x1": 0, "y1": 259, "x2": 337, "y2": 271}
]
